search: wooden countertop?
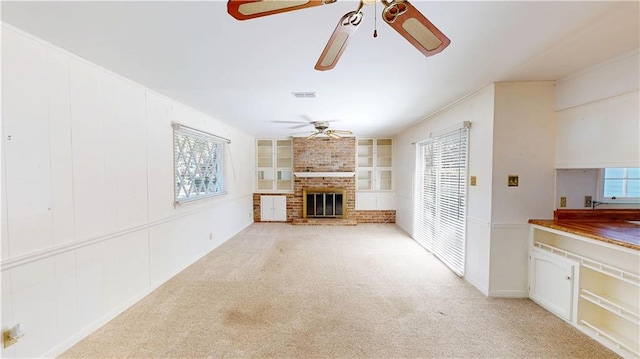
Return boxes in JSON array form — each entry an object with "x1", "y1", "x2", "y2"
[{"x1": 528, "y1": 219, "x2": 640, "y2": 250}]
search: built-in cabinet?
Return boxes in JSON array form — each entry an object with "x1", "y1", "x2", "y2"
[
  {"x1": 529, "y1": 225, "x2": 639, "y2": 358},
  {"x1": 529, "y1": 248, "x2": 578, "y2": 321},
  {"x1": 260, "y1": 195, "x2": 287, "y2": 221},
  {"x1": 357, "y1": 138, "x2": 392, "y2": 191},
  {"x1": 256, "y1": 139, "x2": 292, "y2": 192}
]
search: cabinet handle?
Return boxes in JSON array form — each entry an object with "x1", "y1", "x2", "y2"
[{"x1": 565, "y1": 276, "x2": 571, "y2": 280}]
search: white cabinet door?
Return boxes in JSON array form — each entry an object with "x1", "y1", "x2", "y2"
[
  {"x1": 529, "y1": 248, "x2": 578, "y2": 321},
  {"x1": 260, "y1": 196, "x2": 271, "y2": 221},
  {"x1": 272, "y1": 196, "x2": 287, "y2": 221},
  {"x1": 355, "y1": 192, "x2": 396, "y2": 210},
  {"x1": 260, "y1": 196, "x2": 287, "y2": 221}
]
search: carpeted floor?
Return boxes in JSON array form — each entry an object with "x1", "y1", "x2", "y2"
[{"x1": 60, "y1": 223, "x2": 619, "y2": 358}]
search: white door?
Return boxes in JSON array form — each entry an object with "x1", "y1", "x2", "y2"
[{"x1": 529, "y1": 248, "x2": 578, "y2": 321}]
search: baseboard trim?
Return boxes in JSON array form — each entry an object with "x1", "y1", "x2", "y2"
[
  {"x1": 465, "y1": 276, "x2": 489, "y2": 296},
  {"x1": 44, "y1": 289, "x2": 150, "y2": 358},
  {"x1": 148, "y1": 236, "x2": 233, "y2": 291},
  {"x1": 41, "y1": 223, "x2": 246, "y2": 358}
]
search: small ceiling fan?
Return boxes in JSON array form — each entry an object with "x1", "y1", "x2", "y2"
[
  {"x1": 227, "y1": 0, "x2": 451, "y2": 71},
  {"x1": 300, "y1": 121, "x2": 353, "y2": 139}
]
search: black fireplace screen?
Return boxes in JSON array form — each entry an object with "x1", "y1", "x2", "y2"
[{"x1": 306, "y1": 193, "x2": 344, "y2": 218}]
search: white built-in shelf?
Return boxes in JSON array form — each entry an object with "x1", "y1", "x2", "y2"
[
  {"x1": 534, "y1": 241, "x2": 640, "y2": 287},
  {"x1": 579, "y1": 319, "x2": 640, "y2": 357},
  {"x1": 580, "y1": 289, "x2": 640, "y2": 325},
  {"x1": 294, "y1": 172, "x2": 355, "y2": 178}
]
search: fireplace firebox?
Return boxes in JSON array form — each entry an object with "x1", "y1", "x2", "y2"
[{"x1": 303, "y1": 188, "x2": 346, "y2": 219}]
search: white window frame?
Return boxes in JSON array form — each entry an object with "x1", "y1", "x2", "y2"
[
  {"x1": 173, "y1": 123, "x2": 229, "y2": 205},
  {"x1": 596, "y1": 167, "x2": 640, "y2": 202}
]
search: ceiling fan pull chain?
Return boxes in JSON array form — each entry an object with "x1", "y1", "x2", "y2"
[{"x1": 374, "y1": 0, "x2": 378, "y2": 37}]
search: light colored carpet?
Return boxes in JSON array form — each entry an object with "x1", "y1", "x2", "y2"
[{"x1": 60, "y1": 223, "x2": 619, "y2": 358}]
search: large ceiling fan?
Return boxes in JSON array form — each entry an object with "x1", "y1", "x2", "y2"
[
  {"x1": 302, "y1": 121, "x2": 353, "y2": 139},
  {"x1": 227, "y1": 0, "x2": 451, "y2": 71}
]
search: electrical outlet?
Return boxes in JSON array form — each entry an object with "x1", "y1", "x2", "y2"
[
  {"x1": 584, "y1": 196, "x2": 592, "y2": 208},
  {"x1": 560, "y1": 197, "x2": 567, "y2": 208}
]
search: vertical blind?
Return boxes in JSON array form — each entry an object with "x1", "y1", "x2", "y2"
[{"x1": 414, "y1": 122, "x2": 470, "y2": 276}]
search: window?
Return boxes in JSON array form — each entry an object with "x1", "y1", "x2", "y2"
[
  {"x1": 413, "y1": 122, "x2": 470, "y2": 276},
  {"x1": 173, "y1": 123, "x2": 228, "y2": 204},
  {"x1": 601, "y1": 167, "x2": 640, "y2": 200},
  {"x1": 357, "y1": 138, "x2": 393, "y2": 191}
]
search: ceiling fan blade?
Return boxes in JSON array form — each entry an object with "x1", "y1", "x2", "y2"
[
  {"x1": 315, "y1": 11, "x2": 363, "y2": 71},
  {"x1": 327, "y1": 131, "x2": 342, "y2": 139},
  {"x1": 290, "y1": 130, "x2": 315, "y2": 136},
  {"x1": 273, "y1": 121, "x2": 311, "y2": 129},
  {"x1": 227, "y1": 0, "x2": 334, "y2": 21},
  {"x1": 289, "y1": 123, "x2": 312, "y2": 129},
  {"x1": 381, "y1": 0, "x2": 450, "y2": 57},
  {"x1": 306, "y1": 132, "x2": 320, "y2": 139},
  {"x1": 272, "y1": 120, "x2": 306, "y2": 124},
  {"x1": 329, "y1": 129, "x2": 353, "y2": 134}
]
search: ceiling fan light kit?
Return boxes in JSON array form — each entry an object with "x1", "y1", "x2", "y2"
[{"x1": 227, "y1": 0, "x2": 450, "y2": 71}]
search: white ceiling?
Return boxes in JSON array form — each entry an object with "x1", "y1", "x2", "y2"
[{"x1": 2, "y1": 1, "x2": 639, "y2": 138}]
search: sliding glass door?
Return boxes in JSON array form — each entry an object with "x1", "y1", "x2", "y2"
[{"x1": 414, "y1": 122, "x2": 470, "y2": 276}]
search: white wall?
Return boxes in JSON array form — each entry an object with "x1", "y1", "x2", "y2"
[
  {"x1": 489, "y1": 82, "x2": 556, "y2": 297},
  {"x1": 396, "y1": 52, "x2": 639, "y2": 296},
  {"x1": 395, "y1": 81, "x2": 556, "y2": 298},
  {"x1": 395, "y1": 85, "x2": 496, "y2": 295},
  {"x1": 555, "y1": 51, "x2": 639, "y2": 111},
  {"x1": 1, "y1": 25, "x2": 255, "y2": 358},
  {"x1": 555, "y1": 51, "x2": 640, "y2": 168},
  {"x1": 555, "y1": 169, "x2": 599, "y2": 209}
]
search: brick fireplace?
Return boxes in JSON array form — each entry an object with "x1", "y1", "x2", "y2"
[
  {"x1": 291, "y1": 137, "x2": 356, "y2": 225},
  {"x1": 252, "y1": 136, "x2": 395, "y2": 224}
]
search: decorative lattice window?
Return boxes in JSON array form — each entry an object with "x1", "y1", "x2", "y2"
[{"x1": 173, "y1": 123, "x2": 229, "y2": 205}]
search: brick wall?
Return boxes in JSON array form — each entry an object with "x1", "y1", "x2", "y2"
[
  {"x1": 354, "y1": 210, "x2": 396, "y2": 223},
  {"x1": 293, "y1": 137, "x2": 355, "y2": 172},
  {"x1": 254, "y1": 136, "x2": 395, "y2": 224}
]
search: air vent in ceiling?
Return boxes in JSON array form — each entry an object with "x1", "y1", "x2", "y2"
[{"x1": 292, "y1": 92, "x2": 316, "y2": 98}]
